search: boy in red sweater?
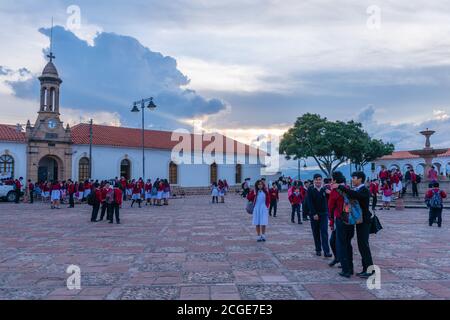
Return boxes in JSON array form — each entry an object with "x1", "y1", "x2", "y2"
[
  {"x1": 110, "y1": 183, "x2": 123, "y2": 224},
  {"x1": 289, "y1": 187, "x2": 304, "y2": 224},
  {"x1": 269, "y1": 182, "x2": 279, "y2": 217}
]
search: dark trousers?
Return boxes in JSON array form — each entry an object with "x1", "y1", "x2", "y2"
[
  {"x1": 412, "y1": 183, "x2": 419, "y2": 197},
  {"x1": 429, "y1": 207, "x2": 443, "y2": 227},
  {"x1": 336, "y1": 219, "x2": 354, "y2": 274},
  {"x1": 15, "y1": 190, "x2": 20, "y2": 203},
  {"x1": 302, "y1": 201, "x2": 309, "y2": 220},
  {"x1": 310, "y1": 214, "x2": 330, "y2": 254},
  {"x1": 69, "y1": 193, "x2": 74, "y2": 207},
  {"x1": 356, "y1": 222, "x2": 374, "y2": 272},
  {"x1": 269, "y1": 200, "x2": 277, "y2": 216},
  {"x1": 371, "y1": 194, "x2": 377, "y2": 211},
  {"x1": 122, "y1": 188, "x2": 127, "y2": 201},
  {"x1": 29, "y1": 191, "x2": 34, "y2": 204},
  {"x1": 330, "y1": 230, "x2": 337, "y2": 260},
  {"x1": 111, "y1": 204, "x2": 120, "y2": 223},
  {"x1": 291, "y1": 204, "x2": 301, "y2": 222},
  {"x1": 91, "y1": 203, "x2": 100, "y2": 221},
  {"x1": 100, "y1": 202, "x2": 109, "y2": 220}
]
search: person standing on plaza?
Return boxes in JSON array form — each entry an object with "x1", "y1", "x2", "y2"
[
  {"x1": 425, "y1": 182, "x2": 447, "y2": 228},
  {"x1": 379, "y1": 166, "x2": 389, "y2": 185},
  {"x1": 241, "y1": 178, "x2": 251, "y2": 198},
  {"x1": 411, "y1": 169, "x2": 419, "y2": 198},
  {"x1": 289, "y1": 187, "x2": 303, "y2": 224},
  {"x1": 163, "y1": 179, "x2": 171, "y2": 205},
  {"x1": 380, "y1": 181, "x2": 393, "y2": 210},
  {"x1": 302, "y1": 180, "x2": 311, "y2": 222},
  {"x1": 306, "y1": 174, "x2": 332, "y2": 257},
  {"x1": 333, "y1": 171, "x2": 375, "y2": 279},
  {"x1": 110, "y1": 183, "x2": 123, "y2": 224},
  {"x1": 90, "y1": 183, "x2": 102, "y2": 222},
  {"x1": 27, "y1": 179, "x2": 34, "y2": 204},
  {"x1": 211, "y1": 182, "x2": 219, "y2": 204},
  {"x1": 120, "y1": 176, "x2": 127, "y2": 201},
  {"x1": 144, "y1": 179, "x2": 152, "y2": 206},
  {"x1": 67, "y1": 179, "x2": 75, "y2": 208},
  {"x1": 14, "y1": 177, "x2": 23, "y2": 204},
  {"x1": 218, "y1": 180, "x2": 226, "y2": 203},
  {"x1": 156, "y1": 179, "x2": 164, "y2": 206},
  {"x1": 268, "y1": 182, "x2": 279, "y2": 217},
  {"x1": 370, "y1": 179, "x2": 379, "y2": 211},
  {"x1": 50, "y1": 180, "x2": 61, "y2": 209},
  {"x1": 247, "y1": 180, "x2": 270, "y2": 242},
  {"x1": 99, "y1": 183, "x2": 113, "y2": 221},
  {"x1": 131, "y1": 180, "x2": 142, "y2": 208},
  {"x1": 327, "y1": 171, "x2": 347, "y2": 269},
  {"x1": 428, "y1": 166, "x2": 439, "y2": 182}
]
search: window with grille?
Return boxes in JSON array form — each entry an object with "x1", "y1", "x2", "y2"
[
  {"x1": 79, "y1": 157, "x2": 90, "y2": 182},
  {"x1": 0, "y1": 155, "x2": 14, "y2": 178}
]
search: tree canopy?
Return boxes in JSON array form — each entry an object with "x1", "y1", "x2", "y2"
[{"x1": 279, "y1": 113, "x2": 394, "y2": 177}]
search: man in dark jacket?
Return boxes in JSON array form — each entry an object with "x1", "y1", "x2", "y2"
[
  {"x1": 307, "y1": 174, "x2": 332, "y2": 258},
  {"x1": 335, "y1": 171, "x2": 374, "y2": 279}
]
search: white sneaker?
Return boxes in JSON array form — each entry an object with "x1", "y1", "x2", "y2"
[
  {"x1": 261, "y1": 235, "x2": 266, "y2": 242},
  {"x1": 257, "y1": 236, "x2": 263, "y2": 242}
]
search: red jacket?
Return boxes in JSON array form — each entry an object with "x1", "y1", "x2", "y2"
[
  {"x1": 145, "y1": 183, "x2": 152, "y2": 192},
  {"x1": 369, "y1": 182, "x2": 379, "y2": 195},
  {"x1": 289, "y1": 192, "x2": 303, "y2": 205},
  {"x1": 68, "y1": 184, "x2": 75, "y2": 194},
  {"x1": 94, "y1": 189, "x2": 102, "y2": 203},
  {"x1": 114, "y1": 188, "x2": 123, "y2": 206},
  {"x1": 269, "y1": 188, "x2": 279, "y2": 201},
  {"x1": 247, "y1": 189, "x2": 270, "y2": 208},
  {"x1": 328, "y1": 189, "x2": 345, "y2": 225}
]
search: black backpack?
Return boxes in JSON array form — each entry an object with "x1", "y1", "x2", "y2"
[{"x1": 87, "y1": 193, "x2": 95, "y2": 206}]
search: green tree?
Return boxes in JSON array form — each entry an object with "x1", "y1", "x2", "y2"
[{"x1": 279, "y1": 113, "x2": 394, "y2": 177}]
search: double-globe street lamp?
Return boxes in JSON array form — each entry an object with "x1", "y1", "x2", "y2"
[
  {"x1": 297, "y1": 158, "x2": 307, "y2": 180},
  {"x1": 131, "y1": 97, "x2": 158, "y2": 180}
]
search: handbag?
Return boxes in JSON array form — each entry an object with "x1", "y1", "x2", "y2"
[
  {"x1": 246, "y1": 201, "x2": 255, "y2": 215},
  {"x1": 370, "y1": 214, "x2": 383, "y2": 234}
]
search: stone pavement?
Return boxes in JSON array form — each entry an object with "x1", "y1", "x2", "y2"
[{"x1": 0, "y1": 194, "x2": 449, "y2": 300}]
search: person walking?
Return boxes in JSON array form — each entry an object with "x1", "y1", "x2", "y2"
[
  {"x1": 411, "y1": 169, "x2": 419, "y2": 198},
  {"x1": 380, "y1": 181, "x2": 393, "y2": 211},
  {"x1": 369, "y1": 179, "x2": 379, "y2": 211},
  {"x1": 306, "y1": 174, "x2": 332, "y2": 258},
  {"x1": 67, "y1": 179, "x2": 75, "y2": 208},
  {"x1": 90, "y1": 183, "x2": 102, "y2": 222},
  {"x1": 333, "y1": 171, "x2": 375, "y2": 279},
  {"x1": 27, "y1": 179, "x2": 34, "y2": 204},
  {"x1": 289, "y1": 187, "x2": 303, "y2": 224},
  {"x1": 247, "y1": 180, "x2": 270, "y2": 242},
  {"x1": 425, "y1": 182, "x2": 447, "y2": 228}
]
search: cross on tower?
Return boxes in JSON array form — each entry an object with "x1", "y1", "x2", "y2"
[
  {"x1": 47, "y1": 52, "x2": 55, "y2": 62},
  {"x1": 47, "y1": 17, "x2": 55, "y2": 62}
]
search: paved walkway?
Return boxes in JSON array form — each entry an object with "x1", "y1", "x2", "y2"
[{"x1": 0, "y1": 195, "x2": 449, "y2": 300}]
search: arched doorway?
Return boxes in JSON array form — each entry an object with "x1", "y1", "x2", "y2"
[
  {"x1": 120, "y1": 159, "x2": 131, "y2": 180},
  {"x1": 446, "y1": 162, "x2": 450, "y2": 180},
  {"x1": 210, "y1": 162, "x2": 218, "y2": 184},
  {"x1": 416, "y1": 163, "x2": 426, "y2": 176},
  {"x1": 235, "y1": 164, "x2": 242, "y2": 184},
  {"x1": 38, "y1": 156, "x2": 61, "y2": 182},
  {"x1": 169, "y1": 162, "x2": 178, "y2": 184}
]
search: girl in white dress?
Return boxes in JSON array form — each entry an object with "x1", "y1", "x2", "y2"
[{"x1": 247, "y1": 180, "x2": 270, "y2": 242}]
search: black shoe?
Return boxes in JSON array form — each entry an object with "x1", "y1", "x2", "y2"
[
  {"x1": 117, "y1": 222, "x2": 121, "y2": 224},
  {"x1": 269, "y1": 213, "x2": 272, "y2": 217},
  {"x1": 109, "y1": 221, "x2": 113, "y2": 224},
  {"x1": 291, "y1": 220, "x2": 295, "y2": 224},
  {"x1": 329, "y1": 260, "x2": 339, "y2": 267},
  {"x1": 324, "y1": 253, "x2": 333, "y2": 258},
  {"x1": 316, "y1": 251, "x2": 322, "y2": 257},
  {"x1": 298, "y1": 221, "x2": 303, "y2": 225},
  {"x1": 339, "y1": 272, "x2": 351, "y2": 278},
  {"x1": 357, "y1": 271, "x2": 374, "y2": 279},
  {"x1": 273, "y1": 215, "x2": 277, "y2": 218}
]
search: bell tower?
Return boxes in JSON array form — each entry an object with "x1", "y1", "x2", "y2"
[{"x1": 26, "y1": 21, "x2": 72, "y2": 183}]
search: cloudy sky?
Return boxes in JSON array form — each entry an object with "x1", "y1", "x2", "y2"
[{"x1": 1, "y1": 0, "x2": 450, "y2": 160}]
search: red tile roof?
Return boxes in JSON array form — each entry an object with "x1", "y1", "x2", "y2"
[
  {"x1": 0, "y1": 124, "x2": 26, "y2": 143},
  {"x1": 71, "y1": 123, "x2": 263, "y2": 156},
  {"x1": 380, "y1": 149, "x2": 450, "y2": 160}
]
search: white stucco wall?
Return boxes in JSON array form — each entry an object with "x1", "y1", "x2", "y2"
[
  {"x1": 375, "y1": 157, "x2": 450, "y2": 177},
  {"x1": 72, "y1": 144, "x2": 263, "y2": 187},
  {"x1": 0, "y1": 142, "x2": 27, "y2": 180}
]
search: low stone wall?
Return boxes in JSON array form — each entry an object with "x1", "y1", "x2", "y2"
[{"x1": 171, "y1": 185, "x2": 242, "y2": 196}]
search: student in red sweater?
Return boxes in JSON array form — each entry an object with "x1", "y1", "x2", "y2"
[
  {"x1": 369, "y1": 179, "x2": 380, "y2": 211},
  {"x1": 425, "y1": 182, "x2": 447, "y2": 228},
  {"x1": 289, "y1": 187, "x2": 304, "y2": 224},
  {"x1": 90, "y1": 183, "x2": 102, "y2": 222},
  {"x1": 110, "y1": 183, "x2": 123, "y2": 224},
  {"x1": 268, "y1": 182, "x2": 279, "y2": 217}
]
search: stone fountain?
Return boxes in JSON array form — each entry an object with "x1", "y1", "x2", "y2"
[{"x1": 409, "y1": 129, "x2": 447, "y2": 181}]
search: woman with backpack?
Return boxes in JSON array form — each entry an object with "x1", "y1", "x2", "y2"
[{"x1": 247, "y1": 180, "x2": 270, "y2": 242}]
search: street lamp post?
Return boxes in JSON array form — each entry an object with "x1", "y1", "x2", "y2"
[
  {"x1": 297, "y1": 158, "x2": 307, "y2": 180},
  {"x1": 131, "y1": 98, "x2": 157, "y2": 180}
]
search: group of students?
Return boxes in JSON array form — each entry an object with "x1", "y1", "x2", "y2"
[
  {"x1": 210, "y1": 180, "x2": 229, "y2": 203},
  {"x1": 245, "y1": 171, "x2": 376, "y2": 279},
  {"x1": 119, "y1": 178, "x2": 171, "y2": 208}
]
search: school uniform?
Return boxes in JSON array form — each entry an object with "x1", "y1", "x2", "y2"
[
  {"x1": 111, "y1": 188, "x2": 123, "y2": 224},
  {"x1": 369, "y1": 182, "x2": 379, "y2": 211},
  {"x1": 90, "y1": 188, "x2": 102, "y2": 222},
  {"x1": 145, "y1": 183, "x2": 153, "y2": 200},
  {"x1": 28, "y1": 182, "x2": 34, "y2": 204},
  {"x1": 157, "y1": 184, "x2": 164, "y2": 200},
  {"x1": 306, "y1": 186, "x2": 331, "y2": 256},
  {"x1": 425, "y1": 188, "x2": 447, "y2": 227},
  {"x1": 289, "y1": 192, "x2": 303, "y2": 224},
  {"x1": 51, "y1": 184, "x2": 61, "y2": 202},
  {"x1": 247, "y1": 189, "x2": 270, "y2": 226},
  {"x1": 163, "y1": 183, "x2": 171, "y2": 199},
  {"x1": 68, "y1": 183, "x2": 75, "y2": 208},
  {"x1": 268, "y1": 187, "x2": 279, "y2": 217}
]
